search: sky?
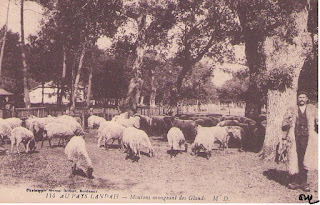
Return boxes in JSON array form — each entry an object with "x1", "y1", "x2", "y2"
[
  {"x1": 0, "y1": 0, "x2": 247, "y2": 87},
  {"x1": 0, "y1": 0, "x2": 44, "y2": 38}
]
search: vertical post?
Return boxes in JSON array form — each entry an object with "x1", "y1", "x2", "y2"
[
  {"x1": 82, "y1": 107, "x2": 85, "y2": 128},
  {"x1": 103, "y1": 108, "x2": 106, "y2": 119}
]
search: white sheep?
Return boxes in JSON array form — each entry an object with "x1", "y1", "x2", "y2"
[
  {"x1": 10, "y1": 127, "x2": 36, "y2": 154},
  {"x1": 167, "y1": 127, "x2": 186, "y2": 158},
  {"x1": 4, "y1": 117, "x2": 22, "y2": 129},
  {"x1": 65, "y1": 136, "x2": 93, "y2": 178},
  {"x1": 122, "y1": 127, "x2": 154, "y2": 161},
  {"x1": 113, "y1": 116, "x2": 140, "y2": 128},
  {"x1": 111, "y1": 112, "x2": 129, "y2": 121},
  {"x1": 54, "y1": 118, "x2": 84, "y2": 136},
  {"x1": 42, "y1": 122, "x2": 74, "y2": 147},
  {"x1": 88, "y1": 115, "x2": 106, "y2": 129},
  {"x1": 0, "y1": 121, "x2": 12, "y2": 142},
  {"x1": 191, "y1": 126, "x2": 216, "y2": 159},
  {"x1": 97, "y1": 122, "x2": 126, "y2": 149},
  {"x1": 30, "y1": 117, "x2": 55, "y2": 140},
  {"x1": 213, "y1": 126, "x2": 230, "y2": 150}
]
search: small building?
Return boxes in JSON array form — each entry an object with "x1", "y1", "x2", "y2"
[{"x1": 29, "y1": 81, "x2": 85, "y2": 105}]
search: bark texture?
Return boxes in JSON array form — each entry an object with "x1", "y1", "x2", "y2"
[
  {"x1": 260, "y1": 2, "x2": 311, "y2": 159},
  {"x1": 20, "y1": 0, "x2": 31, "y2": 108}
]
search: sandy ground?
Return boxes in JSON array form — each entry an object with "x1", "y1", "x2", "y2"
[{"x1": 0, "y1": 129, "x2": 318, "y2": 203}]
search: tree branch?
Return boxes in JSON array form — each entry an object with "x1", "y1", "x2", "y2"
[{"x1": 192, "y1": 33, "x2": 215, "y2": 64}]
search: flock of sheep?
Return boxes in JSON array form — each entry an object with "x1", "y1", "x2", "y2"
[{"x1": 0, "y1": 111, "x2": 266, "y2": 179}]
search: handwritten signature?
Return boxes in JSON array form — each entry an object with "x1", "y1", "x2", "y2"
[{"x1": 299, "y1": 194, "x2": 319, "y2": 204}]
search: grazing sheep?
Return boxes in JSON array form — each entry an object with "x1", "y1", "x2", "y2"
[
  {"x1": 167, "y1": 127, "x2": 186, "y2": 158},
  {"x1": 54, "y1": 118, "x2": 84, "y2": 136},
  {"x1": 217, "y1": 120, "x2": 240, "y2": 127},
  {"x1": 65, "y1": 136, "x2": 93, "y2": 179},
  {"x1": 122, "y1": 127, "x2": 154, "y2": 161},
  {"x1": 88, "y1": 115, "x2": 106, "y2": 129},
  {"x1": 29, "y1": 117, "x2": 55, "y2": 141},
  {"x1": 172, "y1": 118, "x2": 197, "y2": 142},
  {"x1": 10, "y1": 127, "x2": 36, "y2": 154},
  {"x1": 225, "y1": 126, "x2": 244, "y2": 149},
  {"x1": 42, "y1": 122, "x2": 74, "y2": 147},
  {"x1": 193, "y1": 117, "x2": 215, "y2": 127},
  {"x1": 111, "y1": 112, "x2": 129, "y2": 121},
  {"x1": 207, "y1": 116, "x2": 221, "y2": 126},
  {"x1": 191, "y1": 126, "x2": 230, "y2": 159},
  {"x1": 150, "y1": 116, "x2": 173, "y2": 136},
  {"x1": 4, "y1": 117, "x2": 22, "y2": 129},
  {"x1": 97, "y1": 121, "x2": 115, "y2": 134},
  {"x1": 56, "y1": 115, "x2": 78, "y2": 123},
  {"x1": 97, "y1": 122, "x2": 126, "y2": 149},
  {"x1": 0, "y1": 121, "x2": 12, "y2": 142},
  {"x1": 134, "y1": 114, "x2": 152, "y2": 134},
  {"x1": 113, "y1": 116, "x2": 140, "y2": 128},
  {"x1": 191, "y1": 126, "x2": 216, "y2": 159}
]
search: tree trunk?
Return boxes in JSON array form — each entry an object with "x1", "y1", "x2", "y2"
[
  {"x1": 71, "y1": 44, "x2": 86, "y2": 110},
  {"x1": 41, "y1": 81, "x2": 44, "y2": 105},
  {"x1": 243, "y1": 34, "x2": 265, "y2": 121},
  {"x1": 0, "y1": 0, "x2": 10, "y2": 86},
  {"x1": 86, "y1": 63, "x2": 93, "y2": 108},
  {"x1": 260, "y1": 88, "x2": 296, "y2": 159},
  {"x1": 124, "y1": 11, "x2": 147, "y2": 114},
  {"x1": 260, "y1": 2, "x2": 310, "y2": 159},
  {"x1": 57, "y1": 47, "x2": 67, "y2": 106},
  {"x1": 20, "y1": 0, "x2": 31, "y2": 108},
  {"x1": 149, "y1": 72, "x2": 156, "y2": 107}
]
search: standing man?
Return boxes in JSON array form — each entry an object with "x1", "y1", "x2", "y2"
[{"x1": 281, "y1": 91, "x2": 318, "y2": 191}]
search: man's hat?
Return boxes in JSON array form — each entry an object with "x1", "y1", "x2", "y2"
[{"x1": 297, "y1": 91, "x2": 308, "y2": 97}]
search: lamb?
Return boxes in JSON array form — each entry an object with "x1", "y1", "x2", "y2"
[
  {"x1": 65, "y1": 136, "x2": 93, "y2": 179},
  {"x1": 122, "y1": 127, "x2": 154, "y2": 161},
  {"x1": 42, "y1": 122, "x2": 74, "y2": 147},
  {"x1": 88, "y1": 115, "x2": 106, "y2": 129},
  {"x1": 9, "y1": 127, "x2": 36, "y2": 154},
  {"x1": 167, "y1": 127, "x2": 186, "y2": 158},
  {"x1": 97, "y1": 122, "x2": 126, "y2": 149},
  {"x1": 4, "y1": 117, "x2": 22, "y2": 129}
]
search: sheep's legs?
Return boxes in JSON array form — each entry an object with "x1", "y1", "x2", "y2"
[
  {"x1": 70, "y1": 163, "x2": 76, "y2": 178},
  {"x1": 10, "y1": 138, "x2": 15, "y2": 154},
  {"x1": 16, "y1": 140, "x2": 21, "y2": 155},
  {"x1": 48, "y1": 139, "x2": 52, "y2": 148},
  {"x1": 41, "y1": 138, "x2": 45, "y2": 148},
  {"x1": 25, "y1": 141, "x2": 30, "y2": 153}
]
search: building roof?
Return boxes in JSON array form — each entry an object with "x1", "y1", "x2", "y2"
[{"x1": 0, "y1": 88, "x2": 13, "y2": 95}]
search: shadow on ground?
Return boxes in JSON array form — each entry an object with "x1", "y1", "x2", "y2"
[{"x1": 263, "y1": 169, "x2": 290, "y2": 186}]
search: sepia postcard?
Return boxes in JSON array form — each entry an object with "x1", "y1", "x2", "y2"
[{"x1": 0, "y1": 0, "x2": 318, "y2": 203}]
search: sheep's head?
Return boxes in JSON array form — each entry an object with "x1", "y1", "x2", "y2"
[
  {"x1": 87, "y1": 167, "x2": 94, "y2": 179},
  {"x1": 29, "y1": 141, "x2": 36, "y2": 152},
  {"x1": 149, "y1": 148, "x2": 154, "y2": 157},
  {"x1": 184, "y1": 143, "x2": 188, "y2": 152}
]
